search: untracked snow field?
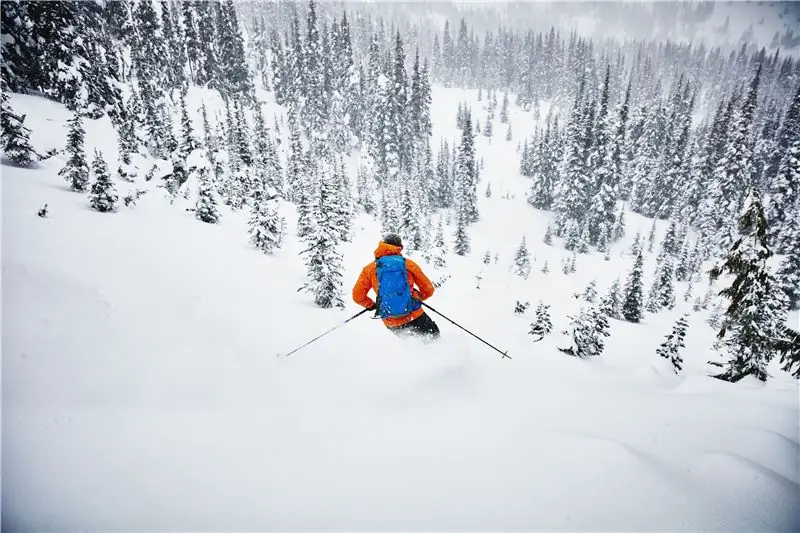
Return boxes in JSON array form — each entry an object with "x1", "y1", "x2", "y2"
[{"x1": 3, "y1": 87, "x2": 800, "y2": 531}]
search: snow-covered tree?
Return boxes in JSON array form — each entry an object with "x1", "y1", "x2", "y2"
[
  {"x1": 249, "y1": 187, "x2": 282, "y2": 253},
  {"x1": 707, "y1": 189, "x2": 790, "y2": 382},
  {"x1": 299, "y1": 160, "x2": 346, "y2": 309},
  {"x1": 583, "y1": 279, "x2": 597, "y2": 302},
  {"x1": 529, "y1": 301, "x2": 553, "y2": 341},
  {"x1": 776, "y1": 211, "x2": 800, "y2": 309},
  {"x1": 433, "y1": 215, "x2": 448, "y2": 269},
  {"x1": 558, "y1": 305, "x2": 610, "y2": 358},
  {"x1": 88, "y1": 149, "x2": 118, "y2": 212},
  {"x1": 600, "y1": 277, "x2": 622, "y2": 319},
  {"x1": 622, "y1": 248, "x2": 645, "y2": 322},
  {"x1": 194, "y1": 160, "x2": 221, "y2": 224},
  {"x1": 453, "y1": 212, "x2": 470, "y2": 256},
  {"x1": 512, "y1": 235, "x2": 531, "y2": 278},
  {"x1": 1, "y1": 91, "x2": 36, "y2": 167},
  {"x1": 656, "y1": 313, "x2": 688, "y2": 373},
  {"x1": 59, "y1": 114, "x2": 90, "y2": 192}
]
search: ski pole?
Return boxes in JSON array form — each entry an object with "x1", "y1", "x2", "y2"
[
  {"x1": 278, "y1": 308, "x2": 370, "y2": 358},
  {"x1": 421, "y1": 302, "x2": 511, "y2": 359}
]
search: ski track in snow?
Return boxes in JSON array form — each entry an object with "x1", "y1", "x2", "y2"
[{"x1": 3, "y1": 85, "x2": 800, "y2": 532}]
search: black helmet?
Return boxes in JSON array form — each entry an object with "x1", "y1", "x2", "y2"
[{"x1": 382, "y1": 233, "x2": 403, "y2": 247}]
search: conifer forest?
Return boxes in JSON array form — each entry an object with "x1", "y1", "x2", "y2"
[{"x1": 3, "y1": 2, "x2": 800, "y2": 529}]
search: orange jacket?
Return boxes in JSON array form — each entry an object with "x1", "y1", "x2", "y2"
[{"x1": 352, "y1": 242, "x2": 435, "y2": 327}]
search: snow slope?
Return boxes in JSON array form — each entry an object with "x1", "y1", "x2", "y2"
[{"x1": 3, "y1": 86, "x2": 800, "y2": 531}]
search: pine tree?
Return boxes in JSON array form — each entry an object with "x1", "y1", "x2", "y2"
[
  {"x1": 453, "y1": 212, "x2": 470, "y2": 256},
  {"x1": 708, "y1": 189, "x2": 790, "y2": 382},
  {"x1": 88, "y1": 149, "x2": 118, "y2": 212},
  {"x1": 776, "y1": 212, "x2": 800, "y2": 309},
  {"x1": 544, "y1": 222, "x2": 553, "y2": 245},
  {"x1": 529, "y1": 301, "x2": 553, "y2": 341},
  {"x1": 506, "y1": 122, "x2": 512, "y2": 141},
  {"x1": 768, "y1": 133, "x2": 800, "y2": 250},
  {"x1": 299, "y1": 160, "x2": 345, "y2": 309},
  {"x1": 485, "y1": 182, "x2": 492, "y2": 198},
  {"x1": 683, "y1": 279, "x2": 695, "y2": 302},
  {"x1": 600, "y1": 277, "x2": 622, "y2": 319},
  {"x1": 1, "y1": 91, "x2": 36, "y2": 167},
  {"x1": 541, "y1": 260, "x2": 550, "y2": 274},
  {"x1": 500, "y1": 91, "x2": 509, "y2": 123},
  {"x1": 559, "y1": 305, "x2": 611, "y2": 358},
  {"x1": 622, "y1": 248, "x2": 645, "y2": 322},
  {"x1": 483, "y1": 250, "x2": 491, "y2": 264},
  {"x1": 648, "y1": 254, "x2": 676, "y2": 312},
  {"x1": 612, "y1": 207, "x2": 626, "y2": 242},
  {"x1": 583, "y1": 279, "x2": 598, "y2": 302},
  {"x1": 59, "y1": 114, "x2": 90, "y2": 192},
  {"x1": 512, "y1": 236, "x2": 531, "y2": 278},
  {"x1": 248, "y1": 188, "x2": 282, "y2": 253},
  {"x1": 656, "y1": 313, "x2": 688, "y2": 373},
  {"x1": 195, "y1": 164, "x2": 221, "y2": 224},
  {"x1": 433, "y1": 216, "x2": 448, "y2": 269},
  {"x1": 454, "y1": 111, "x2": 478, "y2": 224},
  {"x1": 647, "y1": 218, "x2": 657, "y2": 252}
]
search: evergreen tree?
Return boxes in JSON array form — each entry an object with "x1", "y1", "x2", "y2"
[
  {"x1": 600, "y1": 277, "x2": 622, "y2": 319},
  {"x1": 622, "y1": 248, "x2": 645, "y2": 322},
  {"x1": 767, "y1": 133, "x2": 800, "y2": 250},
  {"x1": 88, "y1": 149, "x2": 118, "y2": 212},
  {"x1": 59, "y1": 114, "x2": 90, "y2": 192},
  {"x1": 433, "y1": 216, "x2": 448, "y2": 268},
  {"x1": 299, "y1": 160, "x2": 345, "y2": 309},
  {"x1": 249, "y1": 187, "x2": 282, "y2": 253},
  {"x1": 512, "y1": 235, "x2": 531, "y2": 278},
  {"x1": 647, "y1": 218, "x2": 657, "y2": 252},
  {"x1": 1, "y1": 91, "x2": 36, "y2": 167},
  {"x1": 529, "y1": 301, "x2": 553, "y2": 341},
  {"x1": 483, "y1": 113, "x2": 493, "y2": 138},
  {"x1": 544, "y1": 222, "x2": 553, "y2": 245},
  {"x1": 709, "y1": 65, "x2": 763, "y2": 249},
  {"x1": 776, "y1": 210, "x2": 800, "y2": 309},
  {"x1": 195, "y1": 163, "x2": 221, "y2": 224},
  {"x1": 708, "y1": 189, "x2": 790, "y2": 382},
  {"x1": 506, "y1": 122, "x2": 512, "y2": 141},
  {"x1": 684, "y1": 280, "x2": 694, "y2": 302},
  {"x1": 675, "y1": 238, "x2": 694, "y2": 281},
  {"x1": 454, "y1": 110, "x2": 479, "y2": 224},
  {"x1": 558, "y1": 305, "x2": 610, "y2": 358},
  {"x1": 500, "y1": 91, "x2": 509, "y2": 123},
  {"x1": 648, "y1": 254, "x2": 677, "y2": 312},
  {"x1": 541, "y1": 260, "x2": 550, "y2": 274},
  {"x1": 453, "y1": 213, "x2": 470, "y2": 256},
  {"x1": 583, "y1": 279, "x2": 598, "y2": 302},
  {"x1": 656, "y1": 313, "x2": 688, "y2": 373},
  {"x1": 612, "y1": 207, "x2": 626, "y2": 242}
]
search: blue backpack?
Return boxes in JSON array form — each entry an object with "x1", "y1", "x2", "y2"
[{"x1": 375, "y1": 255, "x2": 422, "y2": 319}]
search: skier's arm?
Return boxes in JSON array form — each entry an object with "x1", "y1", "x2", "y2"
[
  {"x1": 352, "y1": 267, "x2": 375, "y2": 308},
  {"x1": 406, "y1": 260, "x2": 435, "y2": 301}
]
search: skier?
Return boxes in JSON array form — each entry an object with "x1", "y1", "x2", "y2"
[{"x1": 352, "y1": 234, "x2": 440, "y2": 340}]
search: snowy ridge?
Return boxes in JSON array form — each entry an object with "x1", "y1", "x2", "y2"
[{"x1": 3, "y1": 82, "x2": 800, "y2": 531}]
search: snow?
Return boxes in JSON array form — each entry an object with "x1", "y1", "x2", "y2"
[{"x1": 3, "y1": 86, "x2": 800, "y2": 532}]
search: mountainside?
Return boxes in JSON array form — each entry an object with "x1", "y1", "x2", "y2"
[
  {"x1": 3, "y1": 83, "x2": 800, "y2": 531},
  {"x1": 3, "y1": 0, "x2": 800, "y2": 530}
]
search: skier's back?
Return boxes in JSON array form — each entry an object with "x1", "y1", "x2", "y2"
[{"x1": 352, "y1": 234, "x2": 440, "y2": 340}]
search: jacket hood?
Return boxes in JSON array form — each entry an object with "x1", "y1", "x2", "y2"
[{"x1": 374, "y1": 241, "x2": 403, "y2": 258}]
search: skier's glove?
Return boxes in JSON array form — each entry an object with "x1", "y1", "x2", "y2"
[{"x1": 367, "y1": 303, "x2": 377, "y2": 311}]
